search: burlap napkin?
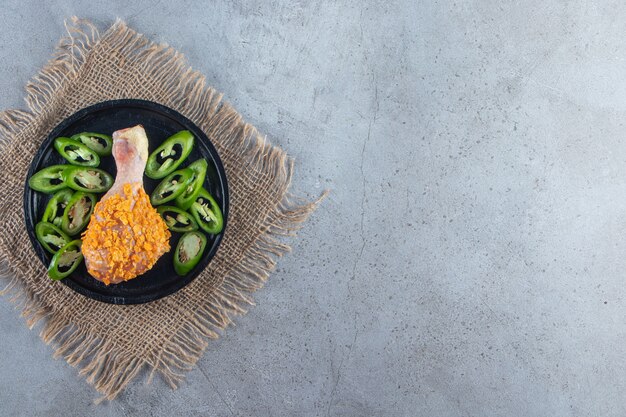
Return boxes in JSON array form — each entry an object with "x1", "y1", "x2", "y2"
[{"x1": 0, "y1": 17, "x2": 323, "y2": 401}]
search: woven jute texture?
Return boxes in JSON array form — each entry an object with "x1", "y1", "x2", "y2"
[{"x1": 0, "y1": 17, "x2": 323, "y2": 401}]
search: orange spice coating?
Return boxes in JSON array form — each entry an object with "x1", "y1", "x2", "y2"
[{"x1": 82, "y1": 183, "x2": 170, "y2": 285}]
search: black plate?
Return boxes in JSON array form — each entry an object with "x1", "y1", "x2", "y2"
[{"x1": 23, "y1": 99, "x2": 228, "y2": 304}]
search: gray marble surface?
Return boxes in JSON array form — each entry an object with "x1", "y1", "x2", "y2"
[{"x1": 1, "y1": 1, "x2": 625, "y2": 416}]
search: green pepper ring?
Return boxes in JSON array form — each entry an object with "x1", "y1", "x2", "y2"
[
  {"x1": 47, "y1": 239, "x2": 83, "y2": 281},
  {"x1": 70, "y1": 132, "x2": 113, "y2": 156},
  {"x1": 61, "y1": 191, "x2": 96, "y2": 236},
  {"x1": 35, "y1": 221, "x2": 71, "y2": 254},
  {"x1": 174, "y1": 159, "x2": 208, "y2": 210},
  {"x1": 173, "y1": 231, "x2": 207, "y2": 276},
  {"x1": 157, "y1": 205, "x2": 199, "y2": 232},
  {"x1": 189, "y1": 187, "x2": 224, "y2": 235},
  {"x1": 145, "y1": 130, "x2": 195, "y2": 179},
  {"x1": 42, "y1": 188, "x2": 74, "y2": 227},
  {"x1": 54, "y1": 137, "x2": 101, "y2": 167},
  {"x1": 150, "y1": 168, "x2": 195, "y2": 206},
  {"x1": 28, "y1": 165, "x2": 68, "y2": 193},
  {"x1": 62, "y1": 166, "x2": 114, "y2": 193}
]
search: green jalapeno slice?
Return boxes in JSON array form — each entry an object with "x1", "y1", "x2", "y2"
[
  {"x1": 174, "y1": 159, "x2": 208, "y2": 210},
  {"x1": 35, "y1": 222, "x2": 71, "y2": 254},
  {"x1": 189, "y1": 188, "x2": 223, "y2": 235},
  {"x1": 28, "y1": 165, "x2": 67, "y2": 193},
  {"x1": 47, "y1": 239, "x2": 83, "y2": 281},
  {"x1": 150, "y1": 168, "x2": 194, "y2": 206},
  {"x1": 42, "y1": 189, "x2": 74, "y2": 228},
  {"x1": 70, "y1": 132, "x2": 113, "y2": 156},
  {"x1": 61, "y1": 192, "x2": 96, "y2": 236},
  {"x1": 62, "y1": 166, "x2": 113, "y2": 193},
  {"x1": 145, "y1": 130, "x2": 194, "y2": 179},
  {"x1": 157, "y1": 205, "x2": 199, "y2": 232},
  {"x1": 54, "y1": 137, "x2": 100, "y2": 167},
  {"x1": 173, "y1": 231, "x2": 207, "y2": 276}
]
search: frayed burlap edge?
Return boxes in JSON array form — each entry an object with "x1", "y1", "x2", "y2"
[{"x1": 0, "y1": 17, "x2": 327, "y2": 402}]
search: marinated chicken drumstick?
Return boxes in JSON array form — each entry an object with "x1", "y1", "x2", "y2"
[{"x1": 82, "y1": 125, "x2": 171, "y2": 285}]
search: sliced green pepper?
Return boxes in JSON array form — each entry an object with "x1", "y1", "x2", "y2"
[
  {"x1": 54, "y1": 137, "x2": 100, "y2": 167},
  {"x1": 173, "y1": 231, "x2": 207, "y2": 276},
  {"x1": 28, "y1": 165, "x2": 67, "y2": 193},
  {"x1": 47, "y1": 239, "x2": 83, "y2": 281},
  {"x1": 150, "y1": 168, "x2": 194, "y2": 206},
  {"x1": 42, "y1": 189, "x2": 74, "y2": 228},
  {"x1": 157, "y1": 205, "x2": 199, "y2": 232},
  {"x1": 175, "y1": 159, "x2": 208, "y2": 210},
  {"x1": 61, "y1": 192, "x2": 96, "y2": 235},
  {"x1": 62, "y1": 166, "x2": 113, "y2": 193},
  {"x1": 35, "y1": 221, "x2": 71, "y2": 254},
  {"x1": 70, "y1": 132, "x2": 113, "y2": 156},
  {"x1": 189, "y1": 188, "x2": 223, "y2": 235},
  {"x1": 145, "y1": 130, "x2": 194, "y2": 179}
]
